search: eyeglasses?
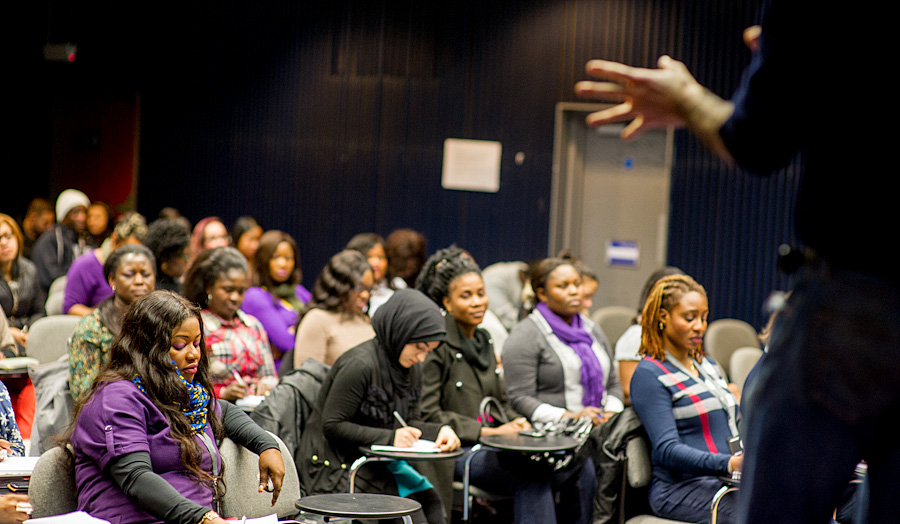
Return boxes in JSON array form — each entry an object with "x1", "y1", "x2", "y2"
[{"x1": 354, "y1": 284, "x2": 373, "y2": 294}]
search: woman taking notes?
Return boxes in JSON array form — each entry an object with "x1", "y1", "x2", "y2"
[
  {"x1": 68, "y1": 290, "x2": 284, "y2": 524},
  {"x1": 298, "y1": 289, "x2": 460, "y2": 524}
]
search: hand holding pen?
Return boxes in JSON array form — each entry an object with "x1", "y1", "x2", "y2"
[{"x1": 392, "y1": 411, "x2": 422, "y2": 448}]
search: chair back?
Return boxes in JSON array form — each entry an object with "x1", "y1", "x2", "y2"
[
  {"x1": 29, "y1": 445, "x2": 78, "y2": 518},
  {"x1": 26, "y1": 315, "x2": 81, "y2": 364},
  {"x1": 219, "y1": 432, "x2": 301, "y2": 519},
  {"x1": 728, "y1": 347, "x2": 764, "y2": 393},
  {"x1": 45, "y1": 292, "x2": 65, "y2": 316},
  {"x1": 624, "y1": 436, "x2": 693, "y2": 524},
  {"x1": 703, "y1": 319, "x2": 759, "y2": 379},
  {"x1": 590, "y1": 305, "x2": 636, "y2": 348},
  {"x1": 48, "y1": 276, "x2": 68, "y2": 297}
]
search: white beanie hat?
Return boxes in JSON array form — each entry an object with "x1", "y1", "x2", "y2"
[{"x1": 55, "y1": 189, "x2": 91, "y2": 221}]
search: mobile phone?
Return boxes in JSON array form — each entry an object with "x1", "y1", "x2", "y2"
[
  {"x1": 518, "y1": 429, "x2": 545, "y2": 438},
  {"x1": 728, "y1": 435, "x2": 743, "y2": 455}
]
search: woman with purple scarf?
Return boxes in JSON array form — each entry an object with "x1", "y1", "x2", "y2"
[
  {"x1": 502, "y1": 257, "x2": 624, "y2": 427},
  {"x1": 502, "y1": 257, "x2": 626, "y2": 523}
]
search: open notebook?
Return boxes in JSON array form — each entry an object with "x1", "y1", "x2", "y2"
[{"x1": 370, "y1": 439, "x2": 440, "y2": 453}]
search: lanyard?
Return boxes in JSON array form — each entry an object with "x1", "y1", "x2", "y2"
[{"x1": 662, "y1": 352, "x2": 739, "y2": 437}]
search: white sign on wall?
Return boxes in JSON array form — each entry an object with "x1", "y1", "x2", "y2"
[{"x1": 441, "y1": 138, "x2": 502, "y2": 193}]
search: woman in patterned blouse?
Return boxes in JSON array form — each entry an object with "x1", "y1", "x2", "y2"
[
  {"x1": 68, "y1": 244, "x2": 156, "y2": 403},
  {"x1": 183, "y1": 247, "x2": 277, "y2": 401}
]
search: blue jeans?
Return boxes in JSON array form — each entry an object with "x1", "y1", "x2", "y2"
[
  {"x1": 454, "y1": 447, "x2": 596, "y2": 524},
  {"x1": 739, "y1": 268, "x2": 900, "y2": 524}
]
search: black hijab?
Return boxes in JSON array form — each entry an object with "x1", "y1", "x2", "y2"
[{"x1": 366, "y1": 289, "x2": 446, "y2": 423}]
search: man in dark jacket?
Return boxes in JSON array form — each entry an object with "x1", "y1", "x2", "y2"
[{"x1": 31, "y1": 189, "x2": 90, "y2": 292}]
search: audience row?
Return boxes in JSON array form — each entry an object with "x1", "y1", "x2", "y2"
[{"x1": 2, "y1": 189, "x2": 752, "y2": 524}]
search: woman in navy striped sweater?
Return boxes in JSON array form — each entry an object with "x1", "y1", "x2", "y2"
[{"x1": 629, "y1": 275, "x2": 741, "y2": 524}]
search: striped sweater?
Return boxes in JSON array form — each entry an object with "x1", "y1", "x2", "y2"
[{"x1": 630, "y1": 355, "x2": 738, "y2": 484}]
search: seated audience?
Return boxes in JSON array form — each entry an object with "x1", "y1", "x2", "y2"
[
  {"x1": 242, "y1": 230, "x2": 310, "y2": 365},
  {"x1": 64, "y1": 212, "x2": 147, "y2": 316},
  {"x1": 188, "y1": 217, "x2": 230, "y2": 268},
  {"x1": 32, "y1": 189, "x2": 91, "y2": 292},
  {"x1": 18, "y1": 197, "x2": 55, "y2": 260},
  {"x1": 346, "y1": 233, "x2": 393, "y2": 316},
  {"x1": 629, "y1": 275, "x2": 740, "y2": 524},
  {"x1": 385, "y1": 228, "x2": 427, "y2": 289},
  {"x1": 0, "y1": 214, "x2": 45, "y2": 352},
  {"x1": 298, "y1": 290, "x2": 460, "y2": 524},
  {"x1": 293, "y1": 250, "x2": 375, "y2": 369},
  {"x1": 418, "y1": 246, "x2": 596, "y2": 524},
  {"x1": 143, "y1": 218, "x2": 192, "y2": 293},
  {"x1": 183, "y1": 247, "x2": 277, "y2": 401},
  {"x1": 68, "y1": 244, "x2": 156, "y2": 403},
  {"x1": 614, "y1": 266, "x2": 684, "y2": 404},
  {"x1": 502, "y1": 256, "x2": 624, "y2": 426},
  {"x1": 231, "y1": 216, "x2": 263, "y2": 282},
  {"x1": 85, "y1": 201, "x2": 114, "y2": 249},
  {"x1": 67, "y1": 290, "x2": 284, "y2": 524}
]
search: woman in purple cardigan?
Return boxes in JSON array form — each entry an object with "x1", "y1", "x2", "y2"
[{"x1": 241, "y1": 230, "x2": 310, "y2": 368}]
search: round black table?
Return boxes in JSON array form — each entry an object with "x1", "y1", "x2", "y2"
[
  {"x1": 296, "y1": 493, "x2": 421, "y2": 523},
  {"x1": 478, "y1": 433, "x2": 579, "y2": 453},
  {"x1": 349, "y1": 446, "x2": 464, "y2": 493},
  {"x1": 456, "y1": 433, "x2": 580, "y2": 521}
]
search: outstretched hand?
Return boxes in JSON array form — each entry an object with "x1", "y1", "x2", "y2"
[
  {"x1": 575, "y1": 55, "x2": 735, "y2": 160},
  {"x1": 574, "y1": 56, "x2": 702, "y2": 140}
]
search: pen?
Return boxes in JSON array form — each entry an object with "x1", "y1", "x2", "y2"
[
  {"x1": 393, "y1": 410, "x2": 408, "y2": 427},
  {"x1": 232, "y1": 369, "x2": 247, "y2": 387}
]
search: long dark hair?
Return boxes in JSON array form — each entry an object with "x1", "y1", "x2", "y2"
[
  {"x1": 253, "y1": 230, "x2": 301, "y2": 289},
  {"x1": 67, "y1": 290, "x2": 225, "y2": 487},
  {"x1": 301, "y1": 249, "x2": 371, "y2": 319}
]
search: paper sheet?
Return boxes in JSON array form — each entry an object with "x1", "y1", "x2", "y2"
[{"x1": 370, "y1": 439, "x2": 440, "y2": 453}]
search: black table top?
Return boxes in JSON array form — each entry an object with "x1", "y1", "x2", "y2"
[
  {"x1": 479, "y1": 433, "x2": 579, "y2": 453},
  {"x1": 359, "y1": 446, "x2": 464, "y2": 461},
  {"x1": 296, "y1": 493, "x2": 421, "y2": 518}
]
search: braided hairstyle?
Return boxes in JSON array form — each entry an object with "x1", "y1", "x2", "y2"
[
  {"x1": 415, "y1": 245, "x2": 481, "y2": 308},
  {"x1": 639, "y1": 274, "x2": 707, "y2": 361}
]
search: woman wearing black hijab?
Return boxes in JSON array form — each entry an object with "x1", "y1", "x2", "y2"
[{"x1": 298, "y1": 289, "x2": 461, "y2": 524}]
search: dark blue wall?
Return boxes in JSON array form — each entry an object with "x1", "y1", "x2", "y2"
[{"x1": 16, "y1": 0, "x2": 794, "y2": 330}]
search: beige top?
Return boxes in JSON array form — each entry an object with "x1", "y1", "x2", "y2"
[{"x1": 293, "y1": 308, "x2": 375, "y2": 367}]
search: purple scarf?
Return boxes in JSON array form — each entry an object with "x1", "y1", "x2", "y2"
[{"x1": 536, "y1": 302, "x2": 605, "y2": 408}]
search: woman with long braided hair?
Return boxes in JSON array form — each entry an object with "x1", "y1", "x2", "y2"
[{"x1": 630, "y1": 275, "x2": 741, "y2": 524}]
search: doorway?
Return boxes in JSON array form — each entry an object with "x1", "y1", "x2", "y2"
[{"x1": 550, "y1": 102, "x2": 674, "y2": 311}]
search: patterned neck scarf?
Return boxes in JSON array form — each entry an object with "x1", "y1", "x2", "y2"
[{"x1": 132, "y1": 361, "x2": 210, "y2": 436}]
